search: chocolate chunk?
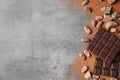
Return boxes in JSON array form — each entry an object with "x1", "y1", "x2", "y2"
[
  {"x1": 110, "y1": 70, "x2": 118, "y2": 78},
  {"x1": 95, "y1": 58, "x2": 103, "y2": 67},
  {"x1": 102, "y1": 69, "x2": 109, "y2": 76},
  {"x1": 103, "y1": 61, "x2": 111, "y2": 69},
  {"x1": 93, "y1": 68, "x2": 101, "y2": 76},
  {"x1": 111, "y1": 63, "x2": 119, "y2": 71}
]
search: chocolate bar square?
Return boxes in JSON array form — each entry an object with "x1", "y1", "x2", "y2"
[
  {"x1": 92, "y1": 48, "x2": 100, "y2": 55},
  {"x1": 93, "y1": 68, "x2": 101, "y2": 76},
  {"x1": 103, "y1": 61, "x2": 111, "y2": 69},
  {"x1": 87, "y1": 45, "x2": 94, "y2": 52},
  {"x1": 105, "y1": 41, "x2": 114, "y2": 49},
  {"x1": 103, "y1": 31, "x2": 111, "y2": 39},
  {"x1": 110, "y1": 70, "x2": 118, "y2": 78},
  {"x1": 111, "y1": 63, "x2": 119, "y2": 71},
  {"x1": 115, "y1": 39, "x2": 120, "y2": 48},
  {"x1": 111, "y1": 46, "x2": 119, "y2": 53},
  {"x1": 99, "y1": 37, "x2": 108, "y2": 45},
  {"x1": 97, "y1": 28, "x2": 105, "y2": 35},
  {"x1": 102, "y1": 69, "x2": 109, "y2": 76},
  {"x1": 95, "y1": 58, "x2": 103, "y2": 67},
  {"x1": 109, "y1": 35, "x2": 118, "y2": 43},
  {"x1": 90, "y1": 39, "x2": 97, "y2": 47},
  {"x1": 102, "y1": 47, "x2": 109, "y2": 55},
  {"x1": 97, "y1": 52, "x2": 106, "y2": 60},
  {"x1": 95, "y1": 42, "x2": 104, "y2": 51},
  {"x1": 94, "y1": 33, "x2": 102, "y2": 41}
]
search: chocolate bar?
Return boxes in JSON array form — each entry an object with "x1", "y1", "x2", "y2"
[
  {"x1": 87, "y1": 28, "x2": 120, "y2": 63},
  {"x1": 86, "y1": 28, "x2": 120, "y2": 78}
]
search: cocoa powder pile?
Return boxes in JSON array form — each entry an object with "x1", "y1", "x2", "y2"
[{"x1": 65, "y1": 0, "x2": 120, "y2": 80}]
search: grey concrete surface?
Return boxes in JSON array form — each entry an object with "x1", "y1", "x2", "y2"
[{"x1": 0, "y1": 0, "x2": 91, "y2": 80}]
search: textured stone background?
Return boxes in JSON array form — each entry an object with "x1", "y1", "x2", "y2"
[{"x1": 0, "y1": 0, "x2": 90, "y2": 80}]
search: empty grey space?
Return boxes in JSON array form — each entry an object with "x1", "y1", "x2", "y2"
[{"x1": 0, "y1": 0, "x2": 90, "y2": 80}]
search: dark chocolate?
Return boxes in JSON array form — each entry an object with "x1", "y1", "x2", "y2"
[{"x1": 86, "y1": 28, "x2": 120, "y2": 78}]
